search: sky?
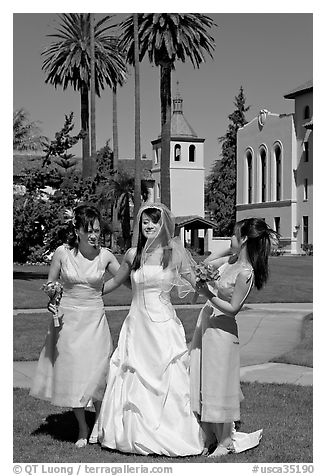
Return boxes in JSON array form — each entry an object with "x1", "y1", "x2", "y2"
[{"x1": 12, "y1": 9, "x2": 313, "y2": 176}]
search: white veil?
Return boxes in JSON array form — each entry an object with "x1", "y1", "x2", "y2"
[{"x1": 132, "y1": 202, "x2": 197, "y2": 305}]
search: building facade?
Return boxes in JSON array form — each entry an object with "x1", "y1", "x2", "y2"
[
  {"x1": 236, "y1": 80, "x2": 313, "y2": 254},
  {"x1": 150, "y1": 86, "x2": 216, "y2": 253},
  {"x1": 151, "y1": 86, "x2": 205, "y2": 217}
]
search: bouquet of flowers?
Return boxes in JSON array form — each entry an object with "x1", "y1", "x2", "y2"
[
  {"x1": 42, "y1": 281, "x2": 63, "y2": 327},
  {"x1": 192, "y1": 262, "x2": 220, "y2": 304}
]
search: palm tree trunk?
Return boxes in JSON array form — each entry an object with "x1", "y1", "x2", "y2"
[
  {"x1": 111, "y1": 84, "x2": 119, "y2": 251},
  {"x1": 133, "y1": 13, "x2": 142, "y2": 219},
  {"x1": 90, "y1": 12, "x2": 96, "y2": 177},
  {"x1": 81, "y1": 84, "x2": 91, "y2": 178},
  {"x1": 160, "y1": 62, "x2": 171, "y2": 208},
  {"x1": 122, "y1": 194, "x2": 131, "y2": 250},
  {"x1": 112, "y1": 85, "x2": 119, "y2": 170}
]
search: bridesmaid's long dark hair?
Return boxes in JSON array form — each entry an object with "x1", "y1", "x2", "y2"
[
  {"x1": 67, "y1": 204, "x2": 102, "y2": 253},
  {"x1": 131, "y1": 207, "x2": 171, "y2": 271},
  {"x1": 234, "y1": 217, "x2": 278, "y2": 290}
]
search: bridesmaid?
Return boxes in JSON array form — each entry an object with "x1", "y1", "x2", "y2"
[
  {"x1": 190, "y1": 217, "x2": 278, "y2": 457},
  {"x1": 30, "y1": 204, "x2": 121, "y2": 448}
]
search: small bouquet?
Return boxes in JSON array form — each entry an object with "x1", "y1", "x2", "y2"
[
  {"x1": 192, "y1": 262, "x2": 220, "y2": 304},
  {"x1": 42, "y1": 281, "x2": 63, "y2": 327}
]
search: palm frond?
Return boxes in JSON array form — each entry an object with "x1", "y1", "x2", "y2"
[
  {"x1": 42, "y1": 13, "x2": 127, "y2": 94},
  {"x1": 120, "y1": 13, "x2": 216, "y2": 68}
]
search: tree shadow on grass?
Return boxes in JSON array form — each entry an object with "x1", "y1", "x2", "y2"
[{"x1": 32, "y1": 410, "x2": 96, "y2": 443}]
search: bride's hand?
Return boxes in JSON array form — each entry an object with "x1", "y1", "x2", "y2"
[{"x1": 47, "y1": 302, "x2": 56, "y2": 314}]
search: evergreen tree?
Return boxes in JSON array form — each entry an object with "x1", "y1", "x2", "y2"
[
  {"x1": 42, "y1": 112, "x2": 85, "y2": 171},
  {"x1": 206, "y1": 86, "x2": 249, "y2": 236}
]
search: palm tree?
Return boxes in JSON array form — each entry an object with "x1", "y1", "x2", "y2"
[
  {"x1": 112, "y1": 85, "x2": 119, "y2": 170},
  {"x1": 119, "y1": 13, "x2": 216, "y2": 207},
  {"x1": 108, "y1": 170, "x2": 149, "y2": 250},
  {"x1": 13, "y1": 108, "x2": 48, "y2": 152},
  {"x1": 133, "y1": 14, "x2": 142, "y2": 219},
  {"x1": 41, "y1": 13, "x2": 127, "y2": 178},
  {"x1": 89, "y1": 13, "x2": 96, "y2": 176}
]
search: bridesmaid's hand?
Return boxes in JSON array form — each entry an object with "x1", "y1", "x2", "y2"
[{"x1": 195, "y1": 281, "x2": 210, "y2": 297}]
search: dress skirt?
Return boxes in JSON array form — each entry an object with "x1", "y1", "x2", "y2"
[
  {"x1": 190, "y1": 302, "x2": 243, "y2": 423},
  {"x1": 30, "y1": 297, "x2": 112, "y2": 408},
  {"x1": 97, "y1": 264, "x2": 204, "y2": 456}
]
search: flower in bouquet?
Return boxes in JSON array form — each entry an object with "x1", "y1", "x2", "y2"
[
  {"x1": 192, "y1": 262, "x2": 220, "y2": 303},
  {"x1": 42, "y1": 281, "x2": 63, "y2": 327},
  {"x1": 195, "y1": 262, "x2": 220, "y2": 284}
]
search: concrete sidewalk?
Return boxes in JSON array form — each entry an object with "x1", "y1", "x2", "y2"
[{"x1": 13, "y1": 302, "x2": 313, "y2": 388}]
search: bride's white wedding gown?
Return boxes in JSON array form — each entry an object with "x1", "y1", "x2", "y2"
[{"x1": 98, "y1": 264, "x2": 204, "y2": 456}]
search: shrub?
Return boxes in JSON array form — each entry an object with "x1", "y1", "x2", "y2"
[{"x1": 301, "y1": 243, "x2": 313, "y2": 256}]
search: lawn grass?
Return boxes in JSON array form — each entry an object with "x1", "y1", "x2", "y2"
[
  {"x1": 14, "y1": 382, "x2": 312, "y2": 463},
  {"x1": 271, "y1": 313, "x2": 313, "y2": 367},
  {"x1": 13, "y1": 255, "x2": 312, "y2": 308},
  {"x1": 14, "y1": 309, "x2": 313, "y2": 364},
  {"x1": 13, "y1": 309, "x2": 200, "y2": 361}
]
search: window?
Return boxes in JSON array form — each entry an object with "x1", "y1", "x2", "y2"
[
  {"x1": 303, "y1": 105, "x2": 310, "y2": 120},
  {"x1": 303, "y1": 216, "x2": 309, "y2": 244},
  {"x1": 274, "y1": 217, "x2": 280, "y2": 235},
  {"x1": 275, "y1": 145, "x2": 282, "y2": 201},
  {"x1": 304, "y1": 179, "x2": 308, "y2": 200},
  {"x1": 156, "y1": 183, "x2": 160, "y2": 199},
  {"x1": 189, "y1": 145, "x2": 195, "y2": 162},
  {"x1": 303, "y1": 141, "x2": 309, "y2": 162},
  {"x1": 246, "y1": 151, "x2": 253, "y2": 204},
  {"x1": 260, "y1": 148, "x2": 267, "y2": 202},
  {"x1": 154, "y1": 147, "x2": 161, "y2": 165},
  {"x1": 174, "y1": 144, "x2": 181, "y2": 161}
]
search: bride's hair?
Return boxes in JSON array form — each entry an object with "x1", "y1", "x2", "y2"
[
  {"x1": 131, "y1": 207, "x2": 171, "y2": 271},
  {"x1": 67, "y1": 204, "x2": 102, "y2": 252}
]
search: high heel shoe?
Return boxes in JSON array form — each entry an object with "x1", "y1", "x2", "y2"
[
  {"x1": 89, "y1": 423, "x2": 99, "y2": 444},
  {"x1": 75, "y1": 426, "x2": 89, "y2": 448},
  {"x1": 89, "y1": 435, "x2": 98, "y2": 444},
  {"x1": 75, "y1": 438, "x2": 88, "y2": 448},
  {"x1": 202, "y1": 441, "x2": 217, "y2": 456},
  {"x1": 208, "y1": 441, "x2": 235, "y2": 458}
]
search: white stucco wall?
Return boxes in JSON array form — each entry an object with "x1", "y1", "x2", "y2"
[{"x1": 170, "y1": 168, "x2": 205, "y2": 217}]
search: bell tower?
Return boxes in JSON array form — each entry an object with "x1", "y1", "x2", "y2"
[{"x1": 151, "y1": 82, "x2": 205, "y2": 217}]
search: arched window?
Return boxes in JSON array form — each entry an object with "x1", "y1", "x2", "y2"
[
  {"x1": 154, "y1": 147, "x2": 159, "y2": 165},
  {"x1": 271, "y1": 143, "x2": 282, "y2": 202},
  {"x1": 174, "y1": 144, "x2": 181, "y2": 161},
  {"x1": 303, "y1": 105, "x2": 310, "y2": 120},
  {"x1": 259, "y1": 147, "x2": 267, "y2": 203},
  {"x1": 246, "y1": 150, "x2": 253, "y2": 204},
  {"x1": 275, "y1": 144, "x2": 282, "y2": 201},
  {"x1": 189, "y1": 144, "x2": 195, "y2": 162}
]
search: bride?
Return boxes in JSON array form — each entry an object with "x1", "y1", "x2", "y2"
[{"x1": 96, "y1": 203, "x2": 204, "y2": 456}]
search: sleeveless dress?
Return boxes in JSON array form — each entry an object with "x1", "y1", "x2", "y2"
[
  {"x1": 30, "y1": 245, "x2": 112, "y2": 408},
  {"x1": 189, "y1": 260, "x2": 263, "y2": 453},
  {"x1": 98, "y1": 264, "x2": 204, "y2": 456}
]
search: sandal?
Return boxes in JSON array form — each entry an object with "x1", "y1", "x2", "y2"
[
  {"x1": 75, "y1": 438, "x2": 88, "y2": 449},
  {"x1": 202, "y1": 441, "x2": 217, "y2": 456},
  {"x1": 208, "y1": 441, "x2": 235, "y2": 458}
]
